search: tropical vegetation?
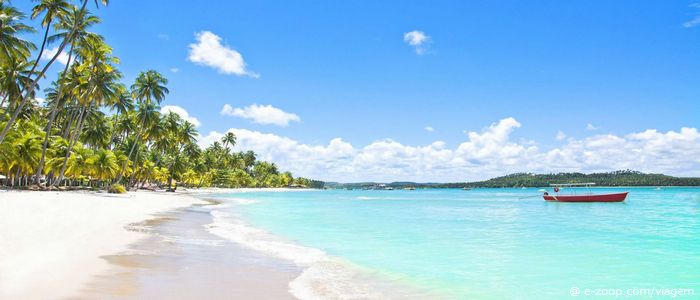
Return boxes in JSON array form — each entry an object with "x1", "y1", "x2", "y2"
[
  {"x1": 0, "y1": 0, "x2": 315, "y2": 191},
  {"x1": 325, "y1": 170, "x2": 700, "y2": 189}
]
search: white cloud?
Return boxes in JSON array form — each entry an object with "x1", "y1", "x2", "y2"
[
  {"x1": 424, "y1": 126, "x2": 434, "y2": 132},
  {"x1": 41, "y1": 47, "x2": 70, "y2": 65},
  {"x1": 160, "y1": 105, "x2": 201, "y2": 127},
  {"x1": 188, "y1": 31, "x2": 258, "y2": 78},
  {"x1": 170, "y1": 68, "x2": 179, "y2": 73},
  {"x1": 403, "y1": 30, "x2": 430, "y2": 54},
  {"x1": 556, "y1": 130, "x2": 567, "y2": 141},
  {"x1": 33, "y1": 97, "x2": 46, "y2": 106},
  {"x1": 220, "y1": 104, "x2": 300, "y2": 127},
  {"x1": 586, "y1": 123, "x2": 599, "y2": 131},
  {"x1": 198, "y1": 119, "x2": 700, "y2": 182},
  {"x1": 684, "y1": 3, "x2": 700, "y2": 28}
]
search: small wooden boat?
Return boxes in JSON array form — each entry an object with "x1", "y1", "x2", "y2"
[{"x1": 543, "y1": 183, "x2": 628, "y2": 203}]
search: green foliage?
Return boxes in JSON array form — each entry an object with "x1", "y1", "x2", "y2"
[
  {"x1": 460, "y1": 170, "x2": 700, "y2": 188},
  {"x1": 0, "y1": 1, "x2": 320, "y2": 190},
  {"x1": 108, "y1": 183, "x2": 126, "y2": 194}
]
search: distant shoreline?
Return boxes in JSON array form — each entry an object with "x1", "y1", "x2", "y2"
[{"x1": 323, "y1": 170, "x2": 700, "y2": 189}]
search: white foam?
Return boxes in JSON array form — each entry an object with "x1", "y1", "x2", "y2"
[
  {"x1": 161, "y1": 236, "x2": 224, "y2": 246},
  {"x1": 206, "y1": 205, "x2": 388, "y2": 299},
  {"x1": 205, "y1": 197, "x2": 260, "y2": 205}
]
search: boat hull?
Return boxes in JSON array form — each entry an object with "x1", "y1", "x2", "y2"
[{"x1": 543, "y1": 192, "x2": 628, "y2": 202}]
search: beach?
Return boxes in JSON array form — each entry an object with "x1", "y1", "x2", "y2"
[{"x1": 0, "y1": 190, "x2": 204, "y2": 299}]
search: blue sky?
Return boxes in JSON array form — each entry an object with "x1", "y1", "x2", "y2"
[{"x1": 16, "y1": 1, "x2": 700, "y2": 181}]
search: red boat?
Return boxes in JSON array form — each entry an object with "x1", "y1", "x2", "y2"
[{"x1": 543, "y1": 183, "x2": 628, "y2": 202}]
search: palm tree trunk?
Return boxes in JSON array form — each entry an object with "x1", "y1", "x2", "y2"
[
  {"x1": 15, "y1": 168, "x2": 21, "y2": 188},
  {"x1": 34, "y1": 44, "x2": 75, "y2": 185},
  {"x1": 62, "y1": 109, "x2": 78, "y2": 139},
  {"x1": 116, "y1": 112, "x2": 147, "y2": 182},
  {"x1": 52, "y1": 104, "x2": 90, "y2": 187},
  {"x1": 0, "y1": 0, "x2": 90, "y2": 144},
  {"x1": 128, "y1": 148, "x2": 141, "y2": 188},
  {"x1": 28, "y1": 20, "x2": 52, "y2": 84}
]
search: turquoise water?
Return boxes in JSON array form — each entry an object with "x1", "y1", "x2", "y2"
[{"x1": 213, "y1": 188, "x2": 700, "y2": 299}]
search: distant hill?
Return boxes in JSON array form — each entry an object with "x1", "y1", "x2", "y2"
[
  {"x1": 457, "y1": 170, "x2": 700, "y2": 188},
  {"x1": 325, "y1": 170, "x2": 700, "y2": 189}
]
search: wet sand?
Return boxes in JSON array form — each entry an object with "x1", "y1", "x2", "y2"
[{"x1": 78, "y1": 201, "x2": 301, "y2": 299}]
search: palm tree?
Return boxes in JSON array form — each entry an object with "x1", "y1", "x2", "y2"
[
  {"x1": 12, "y1": 130, "x2": 42, "y2": 187},
  {"x1": 108, "y1": 88, "x2": 132, "y2": 145},
  {"x1": 125, "y1": 104, "x2": 162, "y2": 187},
  {"x1": 29, "y1": 0, "x2": 71, "y2": 74},
  {"x1": 0, "y1": 0, "x2": 109, "y2": 144},
  {"x1": 52, "y1": 38, "x2": 121, "y2": 186},
  {"x1": 88, "y1": 148, "x2": 118, "y2": 187},
  {"x1": 164, "y1": 121, "x2": 197, "y2": 191},
  {"x1": 221, "y1": 132, "x2": 237, "y2": 150},
  {"x1": 64, "y1": 143, "x2": 92, "y2": 185},
  {"x1": 116, "y1": 70, "x2": 168, "y2": 183},
  {"x1": 35, "y1": 8, "x2": 103, "y2": 183},
  {"x1": 0, "y1": 57, "x2": 38, "y2": 111},
  {"x1": 81, "y1": 112, "x2": 110, "y2": 149},
  {"x1": 0, "y1": 2, "x2": 36, "y2": 62}
]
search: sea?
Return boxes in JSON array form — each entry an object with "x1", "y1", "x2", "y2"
[{"x1": 205, "y1": 188, "x2": 700, "y2": 299}]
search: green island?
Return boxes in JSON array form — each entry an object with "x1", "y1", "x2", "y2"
[
  {"x1": 0, "y1": 1, "x2": 318, "y2": 191},
  {"x1": 325, "y1": 170, "x2": 700, "y2": 189}
]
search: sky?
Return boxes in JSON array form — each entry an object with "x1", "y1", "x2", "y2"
[{"x1": 16, "y1": 0, "x2": 700, "y2": 182}]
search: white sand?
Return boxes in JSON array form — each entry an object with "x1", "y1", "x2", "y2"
[{"x1": 0, "y1": 190, "x2": 203, "y2": 300}]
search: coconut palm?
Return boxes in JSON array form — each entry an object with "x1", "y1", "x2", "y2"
[
  {"x1": 12, "y1": 130, "x2": 42, "y2": 186},
  {"x1": 52, "y1": 38, "x2": 120, "y2": 186},
  {"x1": 64, "y1": 143, "x2": 92, "y2": 185},
  {"x1": 0, "y1": 0, "x2": 109, "y2": 144},
  {"x1": 0, "y1": 2, "x2": 36, "y2": 61},
  {"x1": 221, "y1": 132, "x2": 237, "y2": 150},
  {"x1": 0, "y1": 57, "x2": 39, "y2": 111},
  {"x1": 29, "y1": 0, "x2": 71, "y2": 74},
  {"x1": 81, "y1": 112, "x2": 110, "y2": 149},
  {"x1": 116, "y1": 70, "x2": 168, "y2": 182},
  {"x1": 0, "y1": 2, "x2": 311, "y2": 191},
  {"x1": 87, "y1": 148, "x2": 118, "y2": 187}
]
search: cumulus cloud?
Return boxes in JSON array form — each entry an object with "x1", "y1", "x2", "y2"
[
  {"x1": 403, "y1": 30, "x2": 430, "y2": 54},
  {"x1": 197, "y1": 118, "x2": 700, "y2": 182},
  {"x1": 556, "y1": 130, "x2": 567, "y2": 141},
  {"x1": 586, "y1": 123, "x2": 599, "y2": 131},
  {"x1": 41, "y1": 47, "x2": 70, "y2": 65},
  {"x1": 160, "y1": 105, "x2": 201, "y2": 127},
  {"x1": 424, "y1": 126, "x2": 434, "y2": 132},
  {"x1": 220, "y1": 104, "x2": 300, "y2": 127},
  {"x1": 188, "y1": 31, "x2": 259, "y2": 78}
]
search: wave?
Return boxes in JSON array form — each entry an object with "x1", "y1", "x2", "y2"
[
  {"x1": 202, "y1": 197, "x2": 260, "y2": 205},
  {"x1": 160, "y1": 236, "x2": 224, "y2": 246},
  {"x1": 206, "y1": 204, "x2": 388, "y2": 299}
]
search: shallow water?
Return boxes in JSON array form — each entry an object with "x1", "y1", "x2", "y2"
[
  {"x1": 80, "y1": 202, "x2": 300, "y2": 299},
  {"x1": 211, "y1": 188, "x2": 700, "y2": 299}
]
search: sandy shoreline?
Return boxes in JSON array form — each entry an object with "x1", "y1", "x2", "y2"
[
  {"x1": 78, "y1": 200, "x2": 301, "y2": 299},
  {"x1": 0, "y1": 190, "x2": 203, "y2": 299}
]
